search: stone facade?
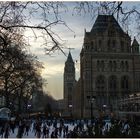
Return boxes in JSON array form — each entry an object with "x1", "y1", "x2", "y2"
[
  {"x1": 80, "y1": 15, "x2": 140, "y2": 118},
  {"x1": 72, "y1": 79, "x2": 81, "y2": 119},
  {"x1": 63, "y1": 52, "x2": 76, "y2": 116}
]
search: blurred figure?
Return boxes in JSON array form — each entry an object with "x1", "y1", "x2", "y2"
[
  {"x1": 16, "y1": 120, "x2": 25, "y2": 138},
  {"x1": 35, "y1": 120, "x2": 41, "y2": 138},
  {"x1": 42, "y1": 124, "x2": 47, "y2": 138},
  {"x1": 4, "y1": 121, "x2": 10, "y2": 138},
  {"x1": 0, "y1": 125, "x2": 5, "y2": 138},
  {"x1": 25, "y1": 120, "x2": 30, "y2": 136}
]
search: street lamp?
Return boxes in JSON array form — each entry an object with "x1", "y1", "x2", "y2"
[
  {"x1": 103, "y1": 104, "x2": 107, "y2": 115},
  {"x1": 27, "y1": 104, "x2": 32, "y2": 117},
  {"x1": 68, "y1": 104, "x2": 73, "y2": 118},
  {"x1": 87, "y1": 95, "x2": 96, "y2": 120}
]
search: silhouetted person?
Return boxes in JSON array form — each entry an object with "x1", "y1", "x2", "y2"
[
  {"x1": 25, "y1": 121, "x2": 30, "y2": 136},
  {"x1": 4, "y1": 121, "x2": 10, "y2": 138},
  {"x1": 42, "y1": 124, "x2": 47, "y2": 138},
  {"x1": 36, "y1": 122, "x2": 41, "y2": 138},
  {"x1": 0, "y1": 125, "x2": 4, "y2": 138},
  {"x1": 17, "y1": 120, "x2": 25, "y2": 138},
  {"x1": 51, "y1": 132, "x2": 55, "y2": 138},
  {"x1": 10, "y1": 121, "x2": 16, "y2": 134}
]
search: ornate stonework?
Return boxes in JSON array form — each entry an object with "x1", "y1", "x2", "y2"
[
  {"x1": 63, "y1": 51, "x2": 76, "y2": 116},
  {"x1": 80, "y1": 15, "x2": 140, "y2": 118}
]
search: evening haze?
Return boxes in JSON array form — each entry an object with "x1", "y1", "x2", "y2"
[{"x1": 24, "y1": 2, "x2": 140, "y2": 100}]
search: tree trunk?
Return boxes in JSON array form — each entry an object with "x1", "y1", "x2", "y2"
[
  {"x1": 18, "y1": 89, "x2": 22, "y2": 114},
  {"x1": 4, "y1": 77, "x2": 9, "y2": 108}
]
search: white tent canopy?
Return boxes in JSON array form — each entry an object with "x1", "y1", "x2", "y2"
[{"x1": 0, "y1": 107, "x2": 11, "y2": 119}]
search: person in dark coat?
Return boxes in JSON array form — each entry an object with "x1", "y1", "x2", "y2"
[
  {"x1": 0, "y1": 125, "x2": 5, "y2": 138},
  {"x1": 16, "y1": 120, "x2": 25, "y2": 138},
  {"x1": 4, "y1": 121, "x2": 10, "y2": 138},
  {"x1": 42, "y1": 124, "x2": 47, "y2": 138}
]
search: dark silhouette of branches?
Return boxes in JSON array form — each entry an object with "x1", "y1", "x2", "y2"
[
  {"x1": 72, "y1": 2, "x2": 140, "y2": 38},
  {"x1": 0, "y1": 2, "x2": 70, "y2": 55},
  {"x1": 0, "y1": 2, "x2": 139, "y2": 55}
]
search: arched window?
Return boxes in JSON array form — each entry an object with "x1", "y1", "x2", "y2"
[
  {"x1": 95, "y1": 41, "x2": 97, "y2": 51},
  {"x1": 109, "y1": 61, "x2": 113, "y2": 71},
  {"x1": 135, "y1": 47, "x2": 137, "y2": 52},
  {"x1": 101, "y1": 60, "x2": 104, "y2": 71},
  {"x1": 121, "y1": 76, "x2": 129, "y2": 92},
  {"x1": 121, "y1": 61, "x2": 125, "y2": 71},
  {"x1": 108, "y1": 40, "x2": 111, "y2": 52},
  {"x1": 121, "y1": 41, "x2": 124, "y2": 52},
  {"x1": 96, "y1": 75, "x2": 106, "y2": 107},
  {"x1": 91, "y1": 41, "x2": 93, "y2": 46},
  {"x1": 97, "y1": 60, "x2": 105, "y2": 71},
  {"x1": 98, "y1": 40, "x2": 102, "y2": 51},
  {"x1": 138, "y1": 75, "x2": 140, "y2": 90},
  {"x1": 127, "y1": 43, "x2": 129, "y2": 52},
  {"x1": 137, "y1": 46, "x2": 139, "y2": 53},
  {"x1": 112, "y1": 40, "x2": 116, "y2": 52},
  {"x1": 125, "y1": 61, "x2": 129, "y2": 71},
  {"x1": 128, "y1": 45, "x2": 131, "y2": 52},
  {"x1": 109, "y1": 75, "x2": 117, "y2": 92},
  {"x1": 136, "y1": 78, "x2": 139, "y2": 91},
  {"x1": 91, "y1": 41, "x2": 94, "y2": 50},
  {"x1": 113, "y1": 61, "x2": 117, "y2": 71},
  {"x1": 97, "y1": 60, "x2": 100, "y2": 71},
  {"x1": 86, "y1": 46, "x2": 89, "y2": 50},
  {"x1": 96, "y1": 75, "x2": 106, "y2": 91}
]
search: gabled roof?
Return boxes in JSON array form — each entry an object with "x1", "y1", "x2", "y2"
[
  {"x1": 132, "y1": 37, "x2": 139, "y2": 47},
  {"x1": 90, "y1": 15, "x2": 124, "y2": 34}
]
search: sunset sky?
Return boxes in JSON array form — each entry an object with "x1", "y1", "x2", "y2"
[{"x1": 24, "y1": 2, "x2": 140, "y2": 100}]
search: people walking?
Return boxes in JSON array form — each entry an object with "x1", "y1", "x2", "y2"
[
  {"x1": 25, "y1": 121, "x2": 30, "y2": 136},
  {"x1": 16, "y1": 120, "x2": 25, "y2": 138},
  {"x1": 4, "y1": 121, "x2": 10, "y2": 138},
  {"x1": 35, "y1": 121, "x2": 41, "y2": 138},
  {"x1": 42, "y1": 124, "x2": 47, "y2": 138},
  {"x1": 0, "y1": 117, "x2": 138, "y2": 138},
  {"x1": 0, "y1": 125, "x2": 5, "y2": 138}
]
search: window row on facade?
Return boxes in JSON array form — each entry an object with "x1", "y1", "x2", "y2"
[
  {"x1": 97, "y1": 60, "x2": 129, "y2": 72},
  {"x1": 85, "y1": 40, "x2": 138, "y2": 53},
  {"x1": 95, "y1": 75, "x2": 130, "y2": 93}
]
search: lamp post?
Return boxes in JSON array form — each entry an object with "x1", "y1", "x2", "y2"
[
  {"x1": 103, "y1": 104, "x2": 107, "y2": 117},
  {"x1": 87, "y1": 95, "x2": 95, "y2": 120},
  {"x1": 27, "y1": 104, "x2": 31, "y2": 118},
  {"x1": 68, "y1": 104, "x2": 73, "y2": 118}
]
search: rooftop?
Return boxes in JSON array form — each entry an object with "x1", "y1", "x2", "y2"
[{"x1": 90, "y1": 15, "x2": 125, "y2": 34}]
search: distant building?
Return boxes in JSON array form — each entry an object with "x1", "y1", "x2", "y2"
[
  {"x1": 57, "y1": 99, "x2": 65, "y2": 117},
  {"x1": 63, "y1": 51, "x2": 76, "y2": 117}
]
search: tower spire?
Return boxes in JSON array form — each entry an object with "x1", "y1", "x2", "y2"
[
  {"x1": 132, "y1": 37, "x2": 139, "y2": 47},
  {"x1": 66, "y1": 51, "x2": 73, "y2": 63}
]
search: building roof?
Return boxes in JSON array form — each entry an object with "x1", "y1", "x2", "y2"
[
  {"x1": 90, "y1": 15, "x2": 124, "y2": 34},
  {"x1": 66, "y1": 51, "x2": 74, "y2": 63},
  {"x1": 132, "y1": 37, "x2": 139, "y2": 47}
]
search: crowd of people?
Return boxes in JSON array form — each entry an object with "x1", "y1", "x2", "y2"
[{"x1": 0, "y1": 116, "x2": 139, "y2": 138}]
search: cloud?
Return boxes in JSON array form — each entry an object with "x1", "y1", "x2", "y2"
[
  {"x1": 41, "y1": 63, "x2": 64, "y2": 77},
  {"x1": 22, "y1": 2, "x2": 140, "y2": 100},
  {"x1": 23, "y1": 3, "x2": 96, "y2": 100}
]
